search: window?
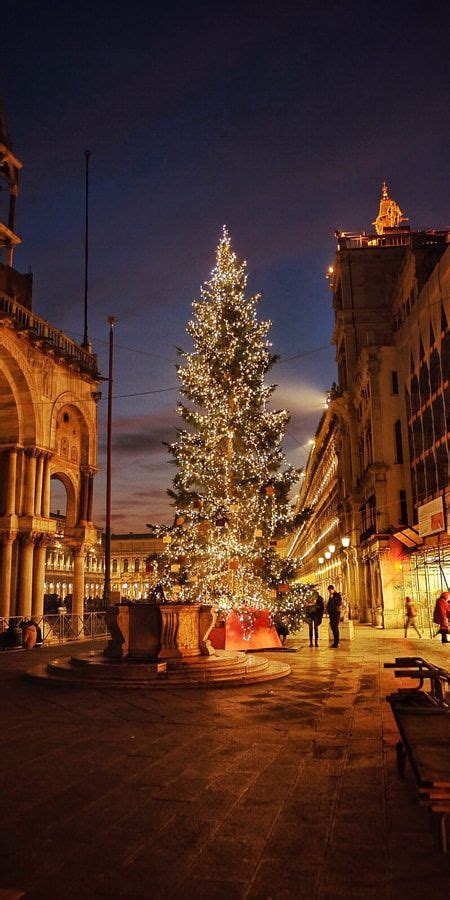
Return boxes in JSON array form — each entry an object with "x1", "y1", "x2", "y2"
[
  {"x1": 368, "y1": 494, "x2": 376, "y2": 530},
  {"x1": 416, "y1": 460, "x2": 426, "y2": 503},
  {"x1": 436, "y1": 442, "x2": 449, "y2": 492},
  {"x1": 112, "y1": 559, "x2": 117, "y2": 574},
  {"x1": 399, "y1": 490, "x2": 408, "y2": 526},
  {"x1": 134, "y1": 558, "x2": 140, "y2": 573},
  {"x1": 429, "y1": 348, "x2": 441, "y2": 395},
  {"x1": 413, "y1": 417, "x2": 423, "y2": 459},
  {"x1": 358, "y1": 436, "x2": 364, "y2": 474},
  {"x1": 425, "y1": 453, "x2": 437, "y2": 496},
  {"x1": 123, "y1": 558, "x2": 129, "y2": 573},
  {"x1": 366, "y1": 426, "x2": 373, "y2": 465},
  {"x1": 432, "y1": 396, "x2": 445, "y2": 443},
  {"x1": 411, "y1": 374, "x2": 420, "y2": 416},
  {"x1": 394, "y1": 420, "x2": 403, "y2": 464},
  {"x1": 391, "y1": 371, "x2": 399, "y2": 395},
  {"x1": 419, "y1": 362, "x2": 430, "y2": 406},
  {"x1": 422, "y1": 407, "x2": 433, "y2": 451}
]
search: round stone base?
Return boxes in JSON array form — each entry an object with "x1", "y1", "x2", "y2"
[{"x1": 26, "y1": 648, "x2": 291, "y2": 688}]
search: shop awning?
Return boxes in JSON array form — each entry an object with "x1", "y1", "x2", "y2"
[{"x1": 392, "y1": 526, "x2": 423, "y2": 548}]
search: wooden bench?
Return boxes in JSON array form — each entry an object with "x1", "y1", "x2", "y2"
[{"x1": 384, "y1": 657, "x2": 450, "y2": 853}]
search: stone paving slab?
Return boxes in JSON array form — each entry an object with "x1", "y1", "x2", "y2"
[{"x1": 1, "y1": 627, "x2": 450, "y2": 898}]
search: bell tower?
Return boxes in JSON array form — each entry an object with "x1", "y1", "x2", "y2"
[{"x1": 0, "y1": 98, "x2": 32, "y2": 308}]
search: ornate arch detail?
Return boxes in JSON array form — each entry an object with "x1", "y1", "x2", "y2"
[
  {"x1": 0, "y1": 329, "x2": 39, "y2": 444},
  {"x1": 50, "y1": 392, "x2": 96, "y2": 468}
]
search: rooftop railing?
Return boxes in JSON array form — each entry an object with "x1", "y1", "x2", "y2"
[{"x1": 0, "y1": 294, "x2": 99, "y2": 375}]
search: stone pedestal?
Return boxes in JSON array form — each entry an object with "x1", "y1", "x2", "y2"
[{"x1": 104, "y1": 602, "x2": 217, "y2": 661}]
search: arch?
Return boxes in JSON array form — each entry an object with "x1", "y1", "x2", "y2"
[
  {"x1": 50, "y1": 470, "x2": 78, "y2": 529},
  {"x1": 0, "y1": 366, "x2": 19, "y2": 445},
  {"x1": 0, "y1": 331, "x2": 38, "y2": 444}
]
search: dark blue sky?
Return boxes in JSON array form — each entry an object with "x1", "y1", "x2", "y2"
[{"x1": 3, "y1": 0, "x2": 450, "y2": 529}]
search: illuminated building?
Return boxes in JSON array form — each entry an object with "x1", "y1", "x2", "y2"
[
  {"x1": 43, "y1": 515, "x2": 104, "y2": 607},
  {"x1": 0, "y1": 99, "x2": 100, "y2": 620},
  {"x1": 290, "y1": 185, "x2": 450, "y2": 628},
  {"x1": 110, "y1": 534, "x2": 164, "y2": 599}
]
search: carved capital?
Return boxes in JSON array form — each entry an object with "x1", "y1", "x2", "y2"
[
  {"x1": 0, "y1": 531, "x2": 17, "y2": 545},
  {"x1": 19, "y1": 532, "x2": 37, "y2": 547}
]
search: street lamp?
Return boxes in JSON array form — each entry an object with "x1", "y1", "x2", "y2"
[
  {"x1": 325, "y1": 551, "x2": 331, "y2": 560},
  {"x1": 103, "y1": 315, "x2": 116, "y2": 607},
  {"x1": 328, "y1": 544, "x2": 335, "y2": 554},
  {"x1": 341, "y1": 536, "x2": 350, "y2": 548},
  {"x1": 318, "y1": 556, "x2": 324, "y2": 565}
]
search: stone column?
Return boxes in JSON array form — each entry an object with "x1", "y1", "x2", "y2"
[
  {"x1": 34, "y1": 453, "x2": 44, "y2": 516},
  {"x1": 17, "y1": 534, "x2": 35, "y2": 618},
  {"x1": 32, "y1": 538, "x2": 47, "y2": 618},
  {"x1": 24, "y1": 451, "x2": 37, "y2": 517},
  {"x1": 0, "y1": 533, "x2": 16, "y2": 618},
  {"x1": 72, "y1": 547, "x2": 86, "y2": 617},
  {"x1": 42, "y1": 455, "x2": 51, "y2": 518},
  {"x1": 5, "y1": 449, "x2": 18, "y2": 516},
  {"x1": 79, "y1": 472, "x2": 89, "y2": 524},
  {"x1": 87, "y1": 473, "x2": 94, "y2": 523}
]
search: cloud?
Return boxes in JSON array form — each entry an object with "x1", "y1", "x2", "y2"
[
  {"x1": 271, "y1": 379, "x2": 327, "y2": 418},
  {"x1": 98, "y1": 410, "x2": 179, "y2": 458}
]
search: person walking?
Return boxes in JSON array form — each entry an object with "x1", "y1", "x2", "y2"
[
  {"x1": 404, "y1": 596, "x2": 422, "y2": 638},
  {"x1": 433, "y1": 591, "x2": 450, "y2": 644},
  {"x1": 305, "y1": 591, "x2": 324, "y2": 647},
  {"x1": 327, "y1": 585, "x2": 342, "y2": 648}
]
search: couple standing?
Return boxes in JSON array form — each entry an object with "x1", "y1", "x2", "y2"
[{"x1": 306, "y1": 585, "x2": 343, "y2": 648}]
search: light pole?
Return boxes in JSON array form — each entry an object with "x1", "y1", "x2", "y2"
[
  {"x1": 82, "y1": 150, "x2": 91, "y2": 350},
  {"x1": 103, "y1": 316, "x2": 116, "y2": 606}
]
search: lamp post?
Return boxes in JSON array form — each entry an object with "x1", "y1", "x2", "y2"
[{"x1": 103, "y1": 316, "x2": 116, "y2": 606}]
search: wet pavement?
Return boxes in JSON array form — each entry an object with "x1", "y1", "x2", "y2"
[{"x1": 1, "y1": 625, "x2": 450, "y2": 899}]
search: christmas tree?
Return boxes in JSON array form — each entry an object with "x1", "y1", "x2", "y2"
[{"x1": 149, "y1": 228, "x2": 309, "y2": 634}]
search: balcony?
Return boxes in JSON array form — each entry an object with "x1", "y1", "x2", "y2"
[{"x1": 0, "y1": 294, "x2": 99, "y2": 376}]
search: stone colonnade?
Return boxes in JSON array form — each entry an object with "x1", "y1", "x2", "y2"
[{"x1": 0, "y1": 447, "x2": 95, "y2": 620}]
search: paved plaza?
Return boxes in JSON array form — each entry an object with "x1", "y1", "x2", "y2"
[{"x1": 1, "y1": 626, "x2": 450, "y2": 900}]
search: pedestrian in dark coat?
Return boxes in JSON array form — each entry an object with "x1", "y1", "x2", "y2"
[
  {"x1": 327, "y1": 585, "x2": 342, "y2": 648},
  {"x1": 433, "y1": 592, "x2": 450, "y2": 644},
  {"x1": 305, "y1": 591, "x2": 324, "y2": 647}
]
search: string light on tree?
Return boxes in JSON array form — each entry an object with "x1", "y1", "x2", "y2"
[{"x1": 147, "y1": 228, "x2": 310, "y2": 632}]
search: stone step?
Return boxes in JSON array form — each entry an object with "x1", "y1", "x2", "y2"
[
  {"x1": 26, "y1": 655, "x2": 290, "y2": 689},
  {"x1": 45, "y1": 652, "x2": 271, "y2": 682}
]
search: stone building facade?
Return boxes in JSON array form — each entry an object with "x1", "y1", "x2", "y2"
[
  {"x1": 0, "y1": 102, "x2": 101, "y2": 620},
  {"x1": 289, "y1": 186, "x2": 450, "y2": 628},
  {"x1": 110, "y1": 534, "x2": 164, "y2": 600}
]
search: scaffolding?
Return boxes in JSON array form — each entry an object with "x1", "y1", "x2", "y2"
[{"x1": 401, "y1": 538, "x2": 450, "y2": 638}]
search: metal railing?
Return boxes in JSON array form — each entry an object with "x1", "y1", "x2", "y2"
[
  {"x1": 0, "y1": 612, "x2": 108, "y2": 648},
  {"x1": 0, "y1": 294, "x2": 98, "y2": 374}
]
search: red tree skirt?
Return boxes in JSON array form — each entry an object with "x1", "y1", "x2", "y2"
[{"x1": 210, "y1": 609, "x2": 282, "y2": 651}]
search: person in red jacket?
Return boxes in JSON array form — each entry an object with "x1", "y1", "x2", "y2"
[{"x1": 433, "y1": 591, "x2": 450, "y2": 643}]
